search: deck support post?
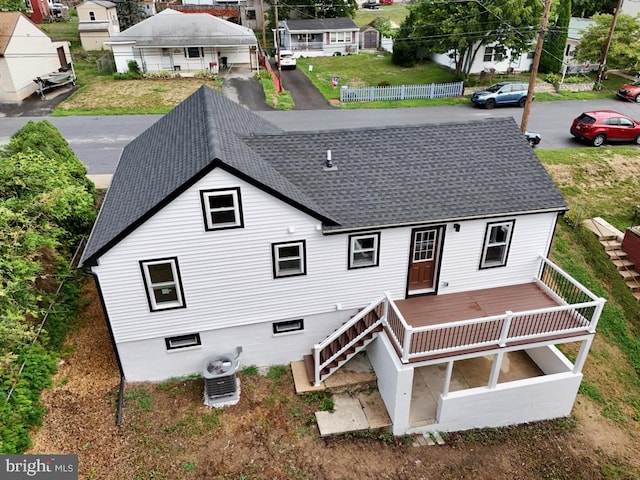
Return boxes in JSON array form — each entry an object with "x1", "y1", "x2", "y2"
[
  {"x1": 488, "y1": 351, "x2": 504, "y2": 389},
  {"x1": 442, "y1": 360, "x2": 454, "y2": 398},
  {"x1": 499, "y1": 311, "x2": 513, "y2": 347},
  {"x1": 402, "y1": 327, "x2": 412, "y2": 363},
  {"x1": 572, "y1": 335, "x2": 594, "y2": 374}
]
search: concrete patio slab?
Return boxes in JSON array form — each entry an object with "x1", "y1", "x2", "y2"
[
  {"x1": 316, "y1": 394, "x2": 369, "y2": 437},
  {"x1": 358, "y1": 390, "x2": 391, "y2": 430}
]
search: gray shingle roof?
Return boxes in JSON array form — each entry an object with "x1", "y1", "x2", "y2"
[
  {"x1": 241, "y1": 121, "x2": 567, "y2": 232},
  {"x1": 283, "y1": 18, "x2": 359, "y2": 32},
  {"x1": 108, "y1": 8, "x2": 257, "y2": 47},
  {"x1": 80, "y1": 86, "x2": 567, "y2": 266}
]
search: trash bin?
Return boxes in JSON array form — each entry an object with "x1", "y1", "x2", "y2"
[{"x1": 221, "y1": 57, "x2": 228, "y2": 69}]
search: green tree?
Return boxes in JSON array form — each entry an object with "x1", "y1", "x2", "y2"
[
  {"x1": 574, "y1": 13, "x2": 640, "y2": 72},
  {"x1": 112, "y1": 0, "x2": 146, "y2": 31},
  {"x1": 572, "y1": 0, "x2": 616, "y2": 18},
  {"x1": 394, "y1": 0, "x2": 543, "y2": 78},
  {"x1": 540, "y1": 0, "x2": 571, "y2": 73},
  {"x1": 0, "y1": 0, "x2": 25, "y2": 12}
]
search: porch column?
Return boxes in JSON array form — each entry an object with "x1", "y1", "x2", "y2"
[
  {"x1": 442, "y1": 360, "x2": 454, "y2": 398},
  {"x1": 488, "y1": 351, "x2": 504, "y2": 389},
  {"x1": 572, "y1": 335, "x2": 594, "y2": 374}
]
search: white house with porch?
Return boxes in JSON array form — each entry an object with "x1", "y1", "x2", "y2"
[
  {"x1": 276, "y1": 17, "x2": 359, "y2": 57},
  {"x1": 106, "y1": 8, "x2": 258, "y2": 74},
  {"x1": 80, "y1": 86, "x2": 604, "y2": 435}
]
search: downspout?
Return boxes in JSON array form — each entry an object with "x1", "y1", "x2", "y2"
[{"x1": 85, "y1": 269, "x2": 126, "y2": 426}]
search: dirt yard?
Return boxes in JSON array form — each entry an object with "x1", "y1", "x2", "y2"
[{"x1": 27, "y1": 282, "x2": 640, "y2": 480}]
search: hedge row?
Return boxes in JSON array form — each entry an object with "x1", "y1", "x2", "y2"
[{"x1": 0, "y1": 121, "x2": 96, "y2": 453}]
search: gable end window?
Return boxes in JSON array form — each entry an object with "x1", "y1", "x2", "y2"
[
  {"x1": 348, "y1": 232, "x2": 380, "y2": 269},
  {"x1": 272, "y1": 240, "x2": 306, "y2": 278},
  {"x1": 140, "y1": 258, "x2": 186, "y2": 311},
  {"x1": 480, "y1": 220, "x2": 515, "y2": 269},
  {"x1": 200, "y1": 188, "x2": 244, "y2": 231},
  {"x1": 89, "y1": 11, "x2": 96, "y2": 21},
  {"x1": 165, "y1": 333, "x2": 201, "y2": 350}
]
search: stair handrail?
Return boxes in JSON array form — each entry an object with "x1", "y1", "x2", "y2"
[{"x1": 312, "y1": 294, "x2": 387, "y2": 386}]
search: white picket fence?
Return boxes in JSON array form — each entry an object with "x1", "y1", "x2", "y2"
[{"x1": 339, "y1": 81, "x2": 464, "y2": 102}]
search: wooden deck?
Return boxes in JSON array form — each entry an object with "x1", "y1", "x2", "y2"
[
  {"x1": 391, "y1": 282, "x2": 591, "y2": 363},
  {"x1": 395, "y1": 283, "x2": 561, "y2": 328}
]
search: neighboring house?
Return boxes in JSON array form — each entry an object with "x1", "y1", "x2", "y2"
[
  {"x1": 81, "y1": 86, "x2": 604, "y2": 436},
  {"x1": 77, "y1": 0, "x2": 120, "y2": 51},
  {"x1": 431, "y1": 43, "x2": 535, "y2": 74},
  {"x1": 106, "y1": 9, "x2": 258, "y2": 74},
  {"x1": 163, "y1": 0, "x2": 266, "y2": 31},
  {"x1": 432, "y1": 18, "x2": 596, "y2": 75},
  {"x1": 0, "y1": 12, "x2": 72, "y2": 102},
  {"x1": 563, "y1": 17, "x2": 597, "y2": 74},
  {"x1": 142, "y1": 0, "x2": 157, "y2": 17},
  {"x1": 277, "y1": 18, "x2": 359, "y2": 57},
  {"x1": 26, "y1": 0, "x2": 51, "y2": 24}
]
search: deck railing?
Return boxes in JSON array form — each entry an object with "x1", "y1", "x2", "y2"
[
  {"x1": 312, "y1": 256, "x2": 605, "y2": 381},
  {"x1": 383, "y1": 256, "x2": 604, "y2": 363}
]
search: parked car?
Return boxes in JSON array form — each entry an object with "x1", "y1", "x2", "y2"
[
  {"x1": 524, "y1": 131, "x2": 541, "y2": 147},
  {"x1": 277, "y1": 50, "x2": 296, "y2": 70},
  {"x1": 616, "y1": 81, "x2": 640, "y2": 102},
  {"x1": 570, "y1": 110, "x2": 640, "y2": 147},
  {"x1": 362, "y1": 1, "x2": 381, "y2": 8},
  {"x1": 471, "y1": 82, "x2": 531, "y2": 109}
]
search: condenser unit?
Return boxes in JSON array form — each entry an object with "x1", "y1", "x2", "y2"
[{"x1": 203, "y1": 348, "x2": 241, "y2": 407}]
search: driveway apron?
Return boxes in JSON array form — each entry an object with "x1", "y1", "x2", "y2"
[{"x1": 278, "y1": 65, "x2": 333, "y2": 110}]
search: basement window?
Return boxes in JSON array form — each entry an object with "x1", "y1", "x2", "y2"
[
  {"x1": 165, "y1": 333, "x2": 201, "y2": 350},
  {"x1": 273, "y1": 319, "x2": 304, "y2": 335}
]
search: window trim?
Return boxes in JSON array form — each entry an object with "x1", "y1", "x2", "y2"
[
  {"x1": 165, "y1": 333, "x2": 201, "y2": 350},
  {"x1": 348, "y1": 232, "x2": 380, "y2": 269},
  {"x1": 479, "y1": 220, "x2": 515, "y2": 270},
  {"x1": 271, "y1": 240, "x2": 307, "y2": 278},
  {"x1": 186, "y1": 47, "x2": 203, "y2": 58},
  {"x1": 330, "y1": 31, "x2": 350, "y2": 43},
  {"x1": 140, "y1": 257, "x2": 186, "y2": 311},
  {"x1": 199, "y1": 187, "x2": 244, "y2": 231},
  {"x1": 272, "y1": 319, "x2": 304, "y2": 335}
]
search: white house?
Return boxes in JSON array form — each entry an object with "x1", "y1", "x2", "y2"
[
  {"x1": 81, "y1": 86, "x2": 604, "y2": 435},
  {"x1": 277, "y1": 18, "x2": 360, "y2": 57},
  {"x1": 106, "y1": 9, "x2": 258, "y2": 74},
  {"x1": 77, "y1": 0, "x2": 120, "y2": 51},
  {"x1": 430, "y1": 43, "x2": 535, "y2": 75},
  {"x1": 0, "y1": 11, "x2": 72, "y2": 102}
]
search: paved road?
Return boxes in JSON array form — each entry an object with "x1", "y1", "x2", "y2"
[{"x1": 2, "y1": 99, "x2": 640, "y2": 175}]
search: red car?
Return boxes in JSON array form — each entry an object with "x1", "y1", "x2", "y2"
[
  {"x1": 616, "y1": 81, "x2": 640, "y2": 102},
  {"x1": 570, "y1": 110, "x2": 640, "y2": 147}
]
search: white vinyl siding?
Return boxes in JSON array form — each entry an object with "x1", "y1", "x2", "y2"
[{"x1": 92, "y1": 169, "x2": 559, "y2": 356}]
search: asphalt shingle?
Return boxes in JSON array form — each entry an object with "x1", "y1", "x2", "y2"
[{"x1": 80, "y1": 86, "x2": 567, "y2": 267}]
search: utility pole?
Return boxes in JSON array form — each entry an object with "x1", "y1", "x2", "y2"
[
  {"x1": 521, "y1": 0, "x2": 552, "y2": 134},
  {"x1": 596, "y1": 0, "x2": 624, "y2": 86},
  {"x1": 274, "y1": 0, "x2": 284, "y2": 92},
  {"x1": 260, "y1": 0, "x2": 267, "y2": 53}
]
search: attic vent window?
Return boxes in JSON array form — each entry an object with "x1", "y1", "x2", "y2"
[{"x1": 323, "y1": 149, "x2": 337, "y2": 171}]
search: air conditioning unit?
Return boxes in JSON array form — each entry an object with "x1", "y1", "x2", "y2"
[{"x1": 203, "y1": 348, "x2": 241, "y2": 407}]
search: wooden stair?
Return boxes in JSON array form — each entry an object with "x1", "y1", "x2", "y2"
[
  {"x1": 584, "y1": 217, "x2": 640, "y2": 303},
  {"x1": 303, "y1": 306, "x2": 383, "y2": 386}
]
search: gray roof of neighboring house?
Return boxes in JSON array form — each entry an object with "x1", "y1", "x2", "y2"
[
  {"x1": 568, "y1": 17, "x2": 595, "y2": 41},
  {"x1": 79, "y1": 0, "x2": 117, "y2": 8},
  {"x1": 282, "y1": 17, "x2": 359, "y2": 32},
  {"x1": 107, "y1": 8, "x2": 257, "y2": 47},
  {"x1": 80, "y1": 86, "x2": 567, "y2": 266}
]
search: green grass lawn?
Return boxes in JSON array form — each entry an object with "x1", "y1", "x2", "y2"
[{"x1": 353, "y1": 3, "x2": 409, "y2": 28}]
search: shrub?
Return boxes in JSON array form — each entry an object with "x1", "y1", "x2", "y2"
[
  {"x1": 377, "y1": 80, "x2": 391, "y2": 87},
  {"x1": 544, "y1": 73, "x2": 561, "y2": 84},
  {"x1": 143, "y1": 70, "x2": 176, "y2": 80}
]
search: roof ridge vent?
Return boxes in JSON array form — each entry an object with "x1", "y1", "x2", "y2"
[{"x1": 323, "y1": 149, "x2": 337, "y2": 171}]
